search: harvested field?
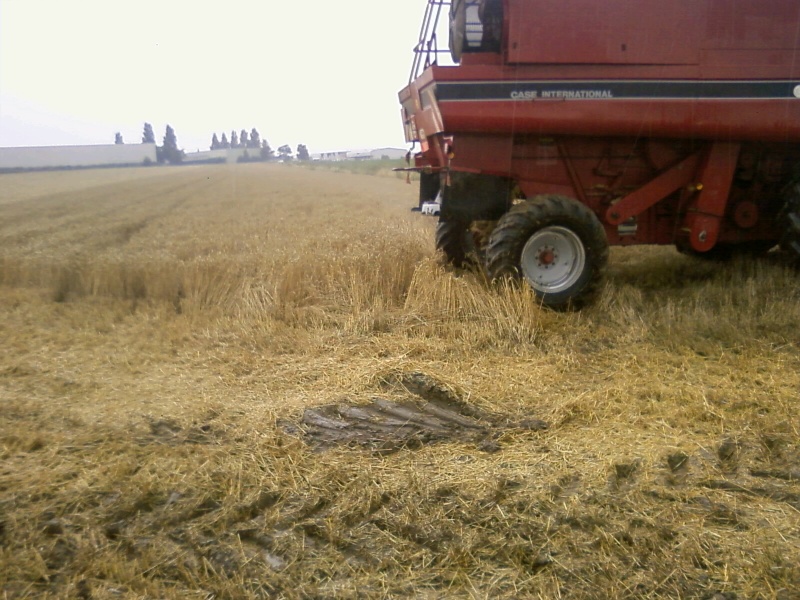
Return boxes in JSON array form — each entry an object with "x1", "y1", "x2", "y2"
[{"x1": 1, "y1": 163, "x2": 799, "y2": 599}]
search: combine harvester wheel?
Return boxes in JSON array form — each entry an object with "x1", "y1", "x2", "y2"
[
  {"x1": 486, "y1": 195, "x2": 609, "y2": 310},
  {"x1": 435, "y1": 219, "x2": 476, "y2": 269}
]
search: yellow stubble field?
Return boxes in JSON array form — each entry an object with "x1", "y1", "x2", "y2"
[{"x1": 1, "y1": 163, "x2": 799, "y2": 599}]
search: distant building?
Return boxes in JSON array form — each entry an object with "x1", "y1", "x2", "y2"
[
  {"x1": 317, "y1": 151, "x2": 349, "y2": 161},
  {"x1": 370, "y1": 147, "x2": 407, "y2": 160},
  {"x1": 182, "y1": 149, "x2": 228, "y2": 164},
  {"x1": 0, "y1": 143, "x2": 157, "y2": 171},
  {"x1": 347, "y1": 149, "x2": 373, "y2": 161},
  {"x1": 182, "y1": 148, "x2": 264, "y2": 164},
  {"x1": 313, "y1": 147, "x2": 408, "y2": 161}
]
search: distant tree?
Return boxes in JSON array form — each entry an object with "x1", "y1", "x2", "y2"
[
  {"x1": 115, "y1": 132, "x2": 124, "y2": 144},
  {"x1": 249, "y1": 128, "x2": 261, "y2": 149},
  {"x1": 161, "y1": 124, "x2": 182, "y2": 164},
  {"x1": 142, "y1": 122, "x2": 156, "y2": 144},
  {"x1": 220, "y1": 132, "x2": 230, "y2": 149},
  {"x1": 230, "y1": 130, "x2": 239, "y2": 148},
  {"x1": 240, "y1": 129, "x2": 249, "y2": 148},
  {"x1": 296, "y1": 144, "x2": 310, "y2": 161},
  {"x1": 260, "y1": 139, "x2": 273, "y2": 160},
  {"x1": 277, "y1": 144, "x2": 293, "y2": 160},
  {"x1": 210, "y1": 133, "x2": 220, "y2": 150}
]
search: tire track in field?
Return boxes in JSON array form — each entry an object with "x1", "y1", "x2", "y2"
[
  {"x1": 0, "y1": 171, "x2": 192, "y2": 228},
  {"x1": 0, "y1": 173, "x2": 218, "y2": 258},
  {"x1": 0, "y1": 178, "x2": 196, "y2": 245}
]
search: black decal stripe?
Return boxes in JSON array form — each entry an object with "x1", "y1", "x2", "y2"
[{"x1": 436, "y1": 80, "x2": 799, "y2": 101}]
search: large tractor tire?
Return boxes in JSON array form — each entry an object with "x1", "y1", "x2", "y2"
[
  {"x1": 486, "y1": 195, "x2": 609, "y2": 310},
  {"x1": 779, "y1": 180, "x2": 800, "y2": 261},
  {"x1": 435, "y1": 219, "x2": 475, "y2": 269}
]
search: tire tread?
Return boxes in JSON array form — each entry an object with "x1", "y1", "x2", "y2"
[{"x1": 486, "y1": 195, "x2": 608, "y2": 309}]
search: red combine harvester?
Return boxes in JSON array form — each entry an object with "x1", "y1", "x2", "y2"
[{"x1": 399, "y1": 0, "x2": 800, "y2": 308}]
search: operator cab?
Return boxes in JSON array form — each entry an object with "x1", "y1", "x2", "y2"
[
  {"x1": 450, "y1": 0, "x2": 503, "y2": 61},
  {"x1": 408, "y1": 0, "x2": 504, "y2": 81}
]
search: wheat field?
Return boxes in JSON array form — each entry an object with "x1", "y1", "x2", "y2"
[{"x1": 1, "y1": 163, "x2": 799, "y2": 599}]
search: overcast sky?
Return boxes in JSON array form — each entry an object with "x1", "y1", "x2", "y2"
[{"x1": 0, "y1": 0, "x2": 431, "y2": 154}]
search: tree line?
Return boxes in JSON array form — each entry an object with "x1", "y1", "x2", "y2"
[
  {"x1": 210, "y1": 128, "x2": 264, "y2": 150},
  {"x1": 116, "y1": 122, "x2": 183, "y2": 164},
  {"x1": 114, "y1": 124, "x2": 311, "y2": 164}
]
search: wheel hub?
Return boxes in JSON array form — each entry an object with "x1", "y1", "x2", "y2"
[
  {"x1": 520, "y1": 226, "x2": 586, "y2": 294},
  {"x1": 537, "y1": 247, "x2": 556, "y2": 267}
]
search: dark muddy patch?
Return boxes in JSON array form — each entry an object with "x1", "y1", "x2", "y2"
[{"x1": 287, "y1": 372, "x2": 548, "y2": 453}]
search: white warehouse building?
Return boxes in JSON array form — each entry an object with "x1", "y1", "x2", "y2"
[{"x1": 0, "y1": 143, "x2": 157, "y2": 171}]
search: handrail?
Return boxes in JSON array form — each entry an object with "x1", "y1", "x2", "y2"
[{"x1": 409, "y1": 0, "x2": 451, "y2": 82}]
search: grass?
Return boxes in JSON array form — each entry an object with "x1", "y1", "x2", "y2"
[{"x1": 1, "y1": 163, "x2": 799, "y2": 599}]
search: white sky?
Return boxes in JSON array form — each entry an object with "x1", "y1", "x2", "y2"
[{"x1": 0, "y1": 0, "x2": 430, "y2": 154}]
